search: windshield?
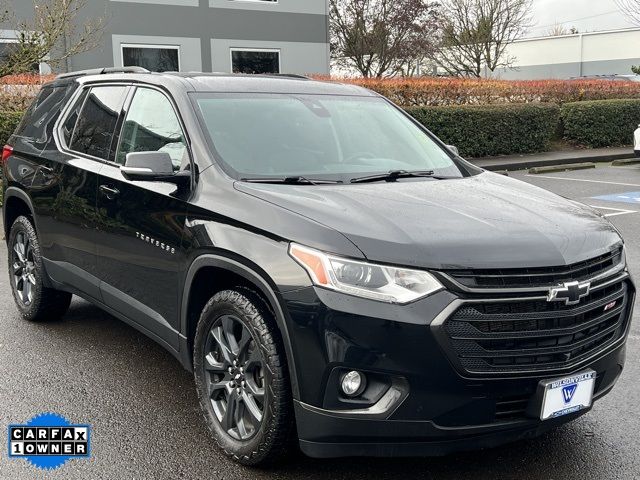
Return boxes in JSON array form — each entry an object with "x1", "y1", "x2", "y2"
[{"x1": 193, "y1": 93, "x2": 469, "y2": 183}]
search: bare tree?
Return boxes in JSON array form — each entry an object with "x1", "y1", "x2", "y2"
[
  {"x1": 546, "y1": 23, "x2": 579, "y2": 36},
  {"x1": 435, "y1": 0, "x2": 532, "y2": 78},
  {"x1": 547, "y1": 23, "x2": 568, "y2": 36},
  {"x1": 0, "y1": 0, "x2": 105, "y2": 78},
  {"x1": 614, "y1": 1, "x2": 640, "y2": 73},
  {"x1": 615, "y1": 0, "x2": 640, "y2": 25},
  {"x1": 330, "y1": 0, "x2": 440, "y2": 77}
]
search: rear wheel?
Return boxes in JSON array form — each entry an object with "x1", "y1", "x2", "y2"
[
  {"x1": 8, "y1": 216, "x2": 72, "y2": 322},
  {"x1": 193, "y1": 289, "x2": 294, "y2": 466}
]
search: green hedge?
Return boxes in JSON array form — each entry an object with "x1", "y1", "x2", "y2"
[
  {"x1": 0, "y1": 111, "x2": 23, "y2": 146},
  {"x1": 406, "y1": 103, "x2": 561, "y2": 158},
  {"x1": 561, "y1": 99, "x2": 640, "y2": 148}
]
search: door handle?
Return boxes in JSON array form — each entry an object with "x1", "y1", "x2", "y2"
[{"x1": 99, "y1": 185, "x2": 120, "y2": 200}]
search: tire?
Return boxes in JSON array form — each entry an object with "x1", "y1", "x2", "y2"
[
  {"x1": 7, "y1": 216, "x2": 72, "y2": 322},
  {"x1": 193, "y1": 289, "x2": 294, "y2": 466}
]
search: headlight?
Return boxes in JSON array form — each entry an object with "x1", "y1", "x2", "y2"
[{"x1": 289, "y1": 243, "x2": 443, "y2": 304}]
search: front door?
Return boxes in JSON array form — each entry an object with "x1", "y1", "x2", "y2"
[{"x1": 95, "y1": 86, "x2": 191, "y2": 349}]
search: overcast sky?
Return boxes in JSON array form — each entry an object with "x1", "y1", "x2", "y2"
[{"x1": 527, "y1": 0, "x2": 636, "y2": 37}]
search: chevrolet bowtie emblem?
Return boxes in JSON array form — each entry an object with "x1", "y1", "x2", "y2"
[{"x1": 547, "y1": 281, "x2": 591, "y2": 306}]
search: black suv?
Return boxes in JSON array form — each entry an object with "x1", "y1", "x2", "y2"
[{"x1": 3, "y1": 68, "x2": 634, "y2": 465}]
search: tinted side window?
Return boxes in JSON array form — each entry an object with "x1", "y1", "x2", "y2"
[
  {"x1": 116, "y1": 88, "x2": 187, "y2": 170},
  {"x1": 62, "y1": 89, "x2": 89, "y2": 146},
  {"x1": 15, "y1": 83, "x2": 76, "y2": 144},
  {"x1": 70, "y1": 86, "x2": 128, "y2": 160}
]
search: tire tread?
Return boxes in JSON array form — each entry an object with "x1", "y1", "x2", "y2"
[
  {"x1": 8, "y1": 216, "x2": 71, "y2": 322},
  {"x1": 193, "y1": 289, "x2": 295, "y2": 466}
]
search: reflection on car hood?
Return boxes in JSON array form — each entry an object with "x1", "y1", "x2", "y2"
[{"x1": 235, "y1": 172, "x2": 622, "y2": 270}]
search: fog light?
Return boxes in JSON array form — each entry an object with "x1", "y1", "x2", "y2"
[{"x1": 341, "y1": 371, "x2": 365, "y2": 397}]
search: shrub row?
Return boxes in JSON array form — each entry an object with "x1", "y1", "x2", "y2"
[
  {"x1": 407, "y1": 103, "x2": 561, "y2": 158},
  {"x1": 0, "y1": 74, "x2": 54, "y2": 111},
  {"x1": 561, "y1": 99, "x2": 640, "y2": 148},
  {"x1": 0, "y1": 111, "x2": 23, "y2": 146},
  {"x1": 320, "y1": 76, "x2": 640, "y2": 107},
  {"x1": 0, "y1": 74, "x2": 55, "y2": 85},
  {"x1": 407, "y1": 99, "x2": 640, "y2": 157}
]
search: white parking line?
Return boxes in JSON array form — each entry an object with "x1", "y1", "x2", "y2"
[
  {"x1": 588, "y1": 205, "x2": 637, "y2": 217},
  {"x1": 524, "y1": 174, "x2": 640, "y2": 187}
]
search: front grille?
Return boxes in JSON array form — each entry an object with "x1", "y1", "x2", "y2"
[
  {"x1": 446, "y1": 247, "x2": 623, "y2": 289},
  {"x1": 443, "y1": 280, "x2": 631, "y2": 375}
]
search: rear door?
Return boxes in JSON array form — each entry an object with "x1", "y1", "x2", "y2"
[
  {"x1": 26, "y1": 84, "x2": 129, "y2": 300},
  {"x1": 94, "y1": 86, "x2": 191, "y2": 349}
]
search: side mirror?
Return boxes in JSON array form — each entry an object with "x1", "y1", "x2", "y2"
[
  {"x1": 447, "y1": 145, "x2": 460, "y2": 156},
  {"x1": 121, "y1": 151, "x2": 190, "y2": 187}
]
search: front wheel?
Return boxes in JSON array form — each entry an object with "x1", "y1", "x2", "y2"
[
  {"x1": 8, "y1": 216, "x2": 72, "y2": 322},
  {"x1": 193, "y1": 289, "x2": 294, "y2": 466}
]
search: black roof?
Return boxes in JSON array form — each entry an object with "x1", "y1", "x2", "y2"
[{"x1": 54, "y1": 68, "x2": 374, "y2": 96}]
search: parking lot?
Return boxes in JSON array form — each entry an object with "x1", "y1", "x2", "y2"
[{"x1": 1, "y1": 162, "x2": 639, "y2": 480}]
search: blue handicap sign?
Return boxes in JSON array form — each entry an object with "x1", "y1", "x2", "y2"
[{"x1": 591, "y1": 192, "x2": 640, "y2": 204}]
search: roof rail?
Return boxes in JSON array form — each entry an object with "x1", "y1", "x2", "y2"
[
  {"x1": 266, "y1": 73, "x2": 310, "y2": 80},
  {"x1": 56, "y1": 66, "x2": 150, "y2": 80}
]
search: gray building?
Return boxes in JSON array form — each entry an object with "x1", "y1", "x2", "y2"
[
  {"x1": 2, "y1": 0, "x2": 330, "y2": 75},
  {"x1": 496, "y1": 28, "x2": 640, "y2": 80}
]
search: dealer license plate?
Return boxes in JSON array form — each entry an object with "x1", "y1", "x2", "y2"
[{"x1": 540, "y1": 370, "x2": 596, "y2": 420}]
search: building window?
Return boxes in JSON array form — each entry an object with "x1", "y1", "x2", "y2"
[
  {"x1": 121, "y1": 44, "x2": 180, "y2": 72},
  {"x1": 231, "y1": 49, "x2": 280, "y2": 74},
  {"x1": 0, "y1": 41, "x2": 17, "y2": 64}
]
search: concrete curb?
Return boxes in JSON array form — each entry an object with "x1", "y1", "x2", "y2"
[
  {"x1": 473, "y1": 151, "x2": 635, "y2": 172},
  {"x1": 529, "y1": 163, "x2": 596, "y2": 174},
  {"x1": 612, "y1": 158, "x2": 640, "y2": 166}
]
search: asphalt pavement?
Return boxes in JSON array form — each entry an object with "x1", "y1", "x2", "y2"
[{"x1": 1, "y1": 163, "x2": 639, "y2": 479}]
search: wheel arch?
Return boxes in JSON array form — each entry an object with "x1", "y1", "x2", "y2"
[
  {"x1": 180, "y1": 253, "x2": 300, "y2": 399},
  {"x1": 3, "y1": 187, "x2": 36, "y2": 240}
]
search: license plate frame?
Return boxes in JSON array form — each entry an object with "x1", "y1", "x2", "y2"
[{"x1": 540, "y1": 370, "x2": 596, "y2": 421}]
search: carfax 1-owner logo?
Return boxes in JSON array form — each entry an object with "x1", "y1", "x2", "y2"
[{"x1": 7, "y1": 412, "x2": 91, "y2": 470}]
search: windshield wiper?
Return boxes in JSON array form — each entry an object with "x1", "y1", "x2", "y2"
[
  {"x1": 350, "y1": 170, "x2": 453, "y2": 184},
  {"x1": 240, "y1": 176, "x2": 343, "y2": 185}
]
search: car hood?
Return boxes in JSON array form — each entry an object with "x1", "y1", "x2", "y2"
[{"x1": 234, "y1": 172, "x2": 622, "y2": 270}]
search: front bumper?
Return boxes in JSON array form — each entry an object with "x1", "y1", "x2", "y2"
[
  {"x1": 294, "y1": 345, "x2": 624, "y2": 458},
  {"x1": 281, "y1": 274, "x2": 634, "y2": 458}
]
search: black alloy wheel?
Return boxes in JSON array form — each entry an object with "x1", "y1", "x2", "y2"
[
  {"x1": 193, "y1": 289, "x2": 294, "y2": 465},
  {"x1": 204, "y1": 314, "x2": 266, "y2": 441},
  {"x1": 11, "y1": 228, "x2": 36, "y2": 306},
  {"x1": 8, "y1": 216, "x2": 71, "y2": 322}
]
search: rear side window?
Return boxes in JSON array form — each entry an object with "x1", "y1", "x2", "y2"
[
  {"x1": 69, "y1": 86, "x2": 128, "y2": 160},
  {"x1": 14, "y1": 83, "x2": 76, "y2": 144}
]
